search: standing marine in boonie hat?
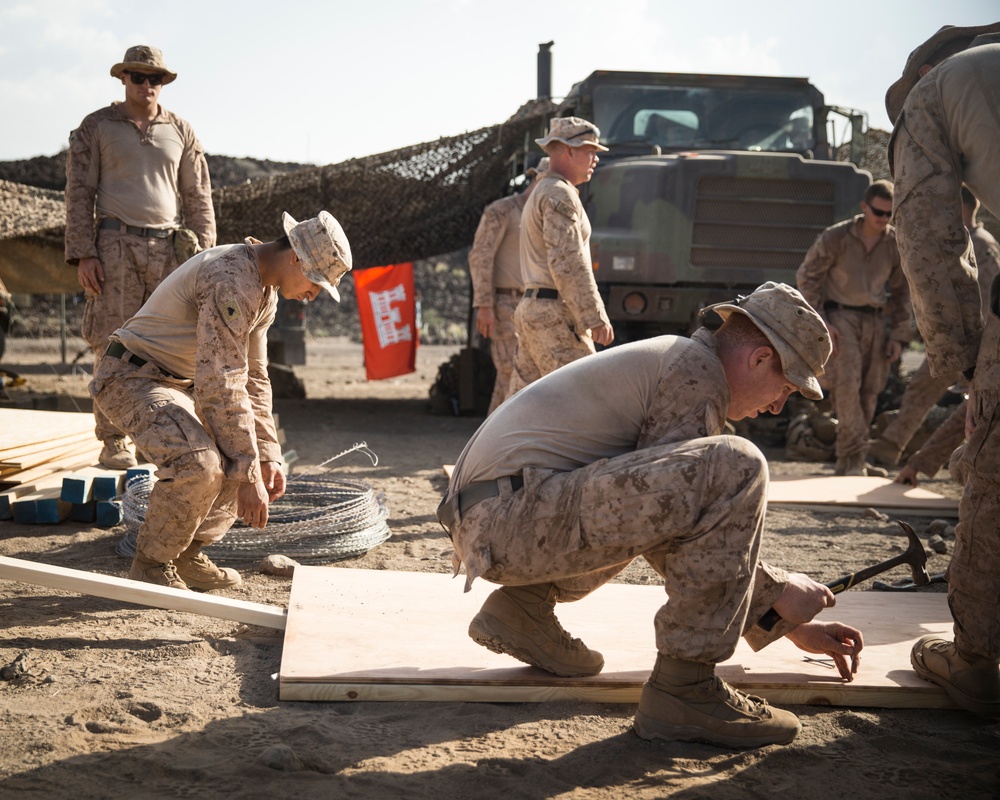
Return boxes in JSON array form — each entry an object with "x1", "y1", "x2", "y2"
[
  {"x1": 507, "y1": 116, "x2": 615, "y2": 395},
  {"x1": 65, "y1": 44, "x2": 216, "y2": 470}
]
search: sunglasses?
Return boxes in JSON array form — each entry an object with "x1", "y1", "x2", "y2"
[
  {"x1": 124, "y1": 71, "x2": 165, "y2": 87},
  {"x1": 867, "y1": 204, "x2": 892, "y2": 219}
]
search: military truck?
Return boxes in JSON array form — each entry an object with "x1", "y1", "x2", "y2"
[{"x1": 551, "y1": 70, "x2": 872, "y2": 341}]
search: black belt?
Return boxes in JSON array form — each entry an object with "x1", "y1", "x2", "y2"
[
  {"x1": 525, "y1": 288, "x2": 559, "y2": 300},
  {"x1": 436, "y1": 475, "x2": 524, "y2": 535},
  {"x1": 99, "y1": 218, "x2": 173, "y2": 239},
  {"x1": 494, "y1": 288, "x2": 523, "y2": 297},
  {"x1": 105, "y1": 341, "x2": 183, "y2": 380},
  {"x1": 824, "y1": 301, "x2": 881, "y2": 315},
  {"x1": 106, "y1": 341, "x2": 149, "y2": 369}
]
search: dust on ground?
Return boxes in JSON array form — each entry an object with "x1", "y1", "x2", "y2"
[{"x1": 0, "y1": 337, "x2": 996, "y2": 799}]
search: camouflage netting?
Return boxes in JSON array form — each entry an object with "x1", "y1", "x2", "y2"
[
  {"x1": 0, "y1": 99, "x2": 555, "y2": 280},
  {"x1": 212, "y1": 100, "x2": 554, "y2": 268}
]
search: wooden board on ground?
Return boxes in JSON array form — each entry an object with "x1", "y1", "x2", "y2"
[
  {"x1": 279, "y1": 567, "x2": 955, "y2": 709},
  {"x1": 0, "y1": 409, "x2": 95, "y2": 451},
  {"x1": 768, "y1": 475, "x2": 957, "y2": 516}
]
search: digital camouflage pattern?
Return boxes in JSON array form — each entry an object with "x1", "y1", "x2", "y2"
[
  {"x1": 91, "y1": 240, "x2": 280, "y2": 562},
  {"x1": 64, "y1": 102, "x2": 215, "y2": 260},
  {"x1": 468, "y1": 193, "x2": 528, "y2": 412},
  {"x1": 796, "y1": 215, "x2": 911, "y2": 461},
  {"x1": 877, "y1": 359, "x2": 955, "y2": 456},
  {"x1": 484, "y1": 291, "x2": 520, "y2": 413},
  {"x1": 82, "y1": 229, "x2": 176, "y2": 440},
  {"x1": 890, "y1": 42, "x2": 1000, "y2": 660},
  {"x1": 904, "y1": 399, "x2": 967, "y2": 480},
  {"x1": 507, "y1": 296, "x2": 594, "y2": 395},
  {"x1": 65, "y1": 99, "x2": 216, "y2": 443},
  {"x1": 447, "y1": 330, "x2": 796, "y2": 664},
  {"x1": 510, "y1": 170, "x2": 610, "y2": 392}
]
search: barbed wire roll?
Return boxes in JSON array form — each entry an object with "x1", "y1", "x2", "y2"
[
  {"x1": 115, "y1": 472, "x2": 391, "y2": 564},
  {"x1": 116, "y1": 473, "x2": 153, "y2": 558}
]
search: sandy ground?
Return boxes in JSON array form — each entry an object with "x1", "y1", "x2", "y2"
[{"x1": 0, "y1": 336, "x2": 997, "y2": 799}]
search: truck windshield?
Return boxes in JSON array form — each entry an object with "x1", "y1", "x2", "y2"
[{"x1": 592, "y1": 84, "x2": 815, "y2": 153}]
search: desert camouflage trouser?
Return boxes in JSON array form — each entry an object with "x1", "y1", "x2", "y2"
[
  {"x1": 451, "y1": 435, "x2": 783, "y2": 664},
  {"x1": 82, "y1": 228, "x2": 178, "y2": 441},
  {"x1": 90, "y1": 354, "x2": 239, "y2": 564},
  {"x1": 906, "y1": 400, "x2": 966, "y2": 480},
  {"x1": 879, "y1": 358, "x2": 956, "y2": 451},
  {"x1": 827, "y1": 309, "x2": 890, "y2": 459},
  {"x1": 508, "y1": 297, "x2": 595, "y2": 396},
  {"x1": 486, "y1": 291, "x2": 522, "y2": 414}
]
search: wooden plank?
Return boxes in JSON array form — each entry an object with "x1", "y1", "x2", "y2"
[
  {"x1": 279, "y1": 567, "x2": 955, "y2": 708},
  {"x1": 767, "y1": 475, "x2": 957, "y2": 516},
  {"x1": 1, "y1": 437, "x2": 103, "y2": 471},
  {"x1": 7, "y1": 446, "x2": 104, "y2": 488},
  {"x1": 0, "y1": 556, "x2": 287, "y2": 630},
  {"x1": 0, "y1": 430, "x2": 93, "y2": 464},
  {"x1": 0, "y1": 409, "x2": 95, "y2": 451}
]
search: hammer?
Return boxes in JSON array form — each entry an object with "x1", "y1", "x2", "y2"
[{"x1": 758, "y1": 520, "x2": 930, "y2": 631}]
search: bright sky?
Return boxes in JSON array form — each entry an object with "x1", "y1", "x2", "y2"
[{"x1": 1, "y1": 0, "x2": 997, "y2": 165}]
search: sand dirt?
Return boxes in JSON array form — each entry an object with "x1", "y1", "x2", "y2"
[{"x1": 0, "y1": 337, "x2": 997, "y2": 799}]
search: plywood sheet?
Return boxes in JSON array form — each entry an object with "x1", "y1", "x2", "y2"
[
  {"x1": 280, "y1": 567, "x2": 955, "y2": 709},
  {"x1": 768, "y1": 475, "x2": 957, "y2": 516}
]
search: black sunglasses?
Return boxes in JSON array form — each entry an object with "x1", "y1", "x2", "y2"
[
  {"x1": 867, "y1": 204, "x2": 892, "y2": 219},
  {"x1": 124, "y1": 71, "x2": 165, "y2": 87}
]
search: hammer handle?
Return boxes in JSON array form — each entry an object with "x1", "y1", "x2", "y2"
[{"x1": 758, "y1": 553, "x2": 912, "y2": 631}]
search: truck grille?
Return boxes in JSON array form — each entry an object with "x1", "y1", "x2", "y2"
[{"x1": 691, "y1": 177, "x2": 835, "y2": 270}]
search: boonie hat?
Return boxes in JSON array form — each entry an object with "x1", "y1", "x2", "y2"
[
  {"x1": 885, "y1": 22, "x2": 1000, "y2": 124},
  {"x1": 110, "y1": 45, "x2": 177, "y2": 84},
  {"x1": 700, "y1": 282, "x2": 831, "y2": 401},
  {"x1": 281, "y1": 211, "x2": 353, "y2": 302},
  {"x1": 535, "y1": 117, "x2": 609, "y2": 152}
]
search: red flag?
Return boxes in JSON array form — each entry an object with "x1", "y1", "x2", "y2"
[{"x1": 354, "y1": 262, "x2": 418, "y2": 380}]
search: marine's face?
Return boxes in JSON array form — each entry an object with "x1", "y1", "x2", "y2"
[
  {"x1": 121, "y1": 70, "x2": 164, "y2": 107},
  {"x1": 862, "y1": 197, "x2": 893, "y2": 232},
  {"x1": 728, "y1": 350, "x2": 798, "y2": 421}
]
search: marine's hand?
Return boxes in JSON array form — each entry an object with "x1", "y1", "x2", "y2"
[
  {"x1": 591, "y1": 323, "x2": 614, "y2": 347},
  {"x1": 476, "y1": 306, "x2": 496, "y2": 339},
  {"x1": 895, "y1": 464, "x2": 919, "y2": 486},
  {"x1": 885, "y1": 339, "x2": 903, "y2": 364},
  {"x1": 261, "y1": 461, "x2": 286, "y2": 502},
  {"x1": 786, "y1": 621, "x2": 863, "y2": 681},
  {"x1": 237, "y1": 480, "x2": 270, "y2": 529},
  {"x1": 772, "y1": 572, "x2": 835, "y2": 625},
  {"x1": 77, "y1": 257, "x2": 104, "y2": 294}
]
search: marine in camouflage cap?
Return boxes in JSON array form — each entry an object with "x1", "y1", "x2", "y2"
[
  {"x1": 700, "y1": 282, "x2": 832, "y2": 401},
  {"x1": 281, "y1": 211, "x2": 353, "y2": 302}
]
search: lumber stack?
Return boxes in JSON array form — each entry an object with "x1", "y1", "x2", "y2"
[
  {"x1": 0, "y1": 408, "x2": 141, "y2": 526},
  {"x1": 1, "y1": 408, "x2": 297, "y2": 527}
]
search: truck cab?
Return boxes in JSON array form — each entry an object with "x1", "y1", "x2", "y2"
[{"x1": 555, "y1": 70, "x2": 871, "y2": 340}]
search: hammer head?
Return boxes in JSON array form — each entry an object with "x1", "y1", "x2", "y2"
[{"x1": 898, "y1": 521, "x2": 931, "y2": 586}]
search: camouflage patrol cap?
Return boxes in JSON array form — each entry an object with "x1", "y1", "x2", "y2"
[
  {"x1": 701, "y1": 282, "x2": 831, "y2": 401},
  {"x1": 281, "y1": 211, "x2": 353, "y2": 302},
  {"x1": 110, "y1": 45, "x2": 177, "y2": 84},
  {"x1": 885, "y1": 22, "x2": 1000, "y2": 125},
  {"x1": 535, "y1": 117, "x2": 609, "y2": 153}
]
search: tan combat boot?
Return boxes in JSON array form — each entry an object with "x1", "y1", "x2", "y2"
[
  {"x1": 468, "y1": 584, "x2": 604, "y2": 677},
  {"x1": 129, "y1": 549, "x2": 189, "y2": 591},
  {"x1": 911, "y1": 635, "x2": 1000, "y2": 718},
  {"x1": 174, "y1": 541, "x2": 242, "y2": 591},
  {"x1": 99, "y1": 435, "x2": 138, "y2": 470},
  {"x1": 633, "y1": 653, "x2": 801, "y2": 748}
]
